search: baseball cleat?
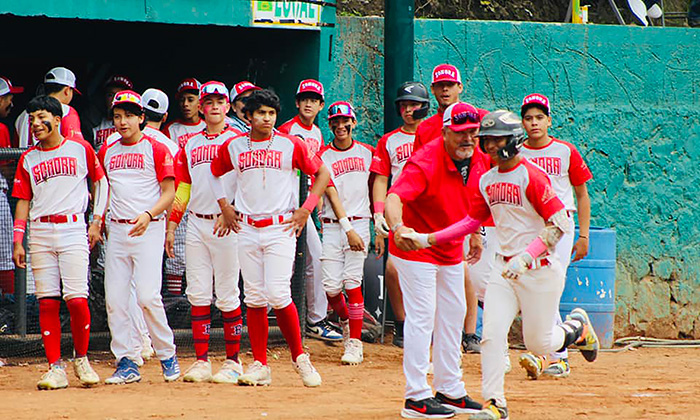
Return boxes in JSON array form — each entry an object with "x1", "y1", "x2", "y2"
[
  {"x1": 212, "y1": 359, "x2": 243, "y2": 384},
  {"x1": 401, "y1": 397, "x2": 455, "y2": 418},
  {"x1": 183, "y1": 360, "x2": 213, "y2": 383},
  {"x1": 105, "y1": 357, "x2": 141, "y2": 385},
  {"x1": 293, "y1": 353, "x2": 322, "y2": 387},
  {"x1": 161, "y1": 355, "x2": 181, "y2": 382},
  {"x1": 568, "y1": 308, "x2": 599, "y2": 362},
  {"x1": 435, "y1": 392, "x2": 482, "y2": 414},
  {"x1": 542, "y1": 358, "x2": 570, "y2": 378},
  {"x1": 237, "y1": 360, "x2": 272, "y2": 386},
  {"x1": 518, "y1": 353, "x2": 545, "y2": 380},
  {"x1": 468, "y1": 399, "x2": 508, "y2": 420},
  {"x1": 341, "y1": 338, "x2": 364, "y2": 365},
  {"x1": 462, "y1": 333, "x2": 481, "y2": 354},
  {"x1": 392, "y1": 329, "x2": 404, "y2": 348},
  {"x1": 73, "y1": 356, "x2": 100, "y2": 387},
  {"x1": 306, "y1": 319, "x2": 343, "y2": 342},
  {"x1": 37, "y1": 363, "x2": 69, "y2": 390}
]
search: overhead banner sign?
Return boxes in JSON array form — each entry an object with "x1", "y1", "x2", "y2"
[{"x1": 252, "y1": 1, "x2": 323, "y2": 30}]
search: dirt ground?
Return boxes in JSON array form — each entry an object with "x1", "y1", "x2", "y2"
[{"x1": 0, "y1": 339, "x2": 698, "y2": 420}]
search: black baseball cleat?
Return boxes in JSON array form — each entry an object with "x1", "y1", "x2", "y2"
[
  {"x1": 435, "y1": 392, "x2": 482, "y2": 414},
  {"x1": 401, "y1": 397, "x2": 456, "y2": 418},
  {"x1": 568, "y1": 308, "x2": 599, "y2": 362}
]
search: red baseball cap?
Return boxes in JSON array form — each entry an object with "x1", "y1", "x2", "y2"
[
  {"x1": 296, "y1": 79, "x2": 324, "y2": 100},
  {"x1": 521, "y1": 93, "x2": 550, "y2": 116},
  {"x1": 199, "y1": 81, "x2": 229, "y2": 102},
  {"x1": 327, "y1": 101, "x2": 356, "y2": 120},
  {"x1": 432, "y1": 64, "x2": 462, "y2": 85},
  {"x1": 177, "y1": 78, "x2": 201, "y2": 96},
  {"x1": 111, "y1": 90, "x2": 143, "y2": 110},
  {"x1": 443, "y1": 102, "x2": 481, "y2": 131},
  {"x1": 0, "y1": 77, "x2": 23, "y2": 96},
  {"x1": 105, "y1": 75, "x2": 134, "y2": 90},
  {"x1": 230, "y1": 81, "x2": 261, "y2": 102}
]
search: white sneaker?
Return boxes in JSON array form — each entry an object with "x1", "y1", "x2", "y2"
[
  {"x1": 212, "y1": 359, "x2": 243, "y2": 384},
  {"x1": 341, "y1": 338, "x2": 364, "y2": 365},
  {"x1": 293, "y1": 353, "x2": 322, "y2": 387},
  {"x1": 237, "y1": 360, "x2": 272, "y2": 386},
  {"x1": 73, "y1": 356, "x2": 100, "y2": 387},
  {"x1": 339, "y1": 319, "x2": 350, "y2": 345},
  {"x1": 37, "y1": 363, "x2": 69, "y2": 390},
  {"x1": 183, "y1": 360, "x2": 213, "y2": 383}
]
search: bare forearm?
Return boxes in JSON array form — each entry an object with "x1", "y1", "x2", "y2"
[
  {"x1": 14, "y1": 199, "x2": 29, "y2": 221},
  {"x1": 309, "y1": 165, "x2": 331, "y2": 198},
  {"x1": 575, "y1": 186, "x2": 591, "y2": 238},
  {"x1": 150, "y1": 180, "x2": 175, "y2": 218},
  {"x1": 385, "y1": 193, "x2": 403, "y2": 230},
  {"x1": 372, "y1": 175, "x2": 389, "y2": 206}
]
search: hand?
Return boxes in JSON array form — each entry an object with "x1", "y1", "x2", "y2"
[
  {"x1": 221, "y1": 204, "x2": 241, "y2": 233},
  {"x1": 88, "y1": 222, "x2": 103, "y2": 249},
  {"x1": 373, "y1": 213, "x2": 390, "y2": 237},
  {"x1": 165, "y1": 230, "x2": 176, "y2": 258},
  {"x1": 282, "y1": 208, "x2": 311, "y2": 237},
  {"x1": 13, "y1": 242, "x2": 26, "y2": 269},
  {"x1": 128, "y1": 213, "x2": 152, "y2": 237},
  {"x1": 501, "y1": 253, "x2": 533, "y2": 281},
  {"x1": 376, "y1": 236, "x2": 386, "y2": 258},
  {"x1": 394, "y1": 226, "x2": 421, "y2": 251},
  {"x1": 465, "y1": 233, "x2": 483, "y2": 265},
  {"x1": 213, "y1": 214, "x2": 232, "y2": 237},
  {"x1": 346, "y1": 230, "x2": 365, "y2": 252},
  {"x1": 571, "y1": 237, "x2": 589, "y2": 262}
]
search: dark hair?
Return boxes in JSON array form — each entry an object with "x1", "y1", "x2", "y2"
[
  {"x1": 242, "y1": 89, "x2": 281, "y2": 116},
  {"x1": 144, "y1": 108, "x2": 165, "y2": 123},
  {"x1": 26, "y1": 95, "x2": 63, "y2": 117},
  {"x1": 521, "y1": 103, "x2": 549, "y2": 117},
  {"x1": 296, "y1": 91, "x2": 324, "y2": 103},
  {"x1": 113, "y1": 102, "x2": 144, "y2": 116},
  {"x1": 43, "y1": 83, "x2": 68, "y2": 96}
]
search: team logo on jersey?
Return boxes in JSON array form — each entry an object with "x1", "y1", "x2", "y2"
[
  {"x1": 178, "y1": 131, "x2": 200, "y2": 148},
  {"x1": 31, "y1": 157, "x2": 78, "y2": 184},
  {"x1": 238, "y1": 150, "x2": 283, "y2": 172},
  {"x1": 529, "y1": 156, "x2": 562, "y2": 176},
  {"x1": 190, "y1": 144, "x2": 219, "y2": 167},
  {"x1": 95, "y1": 127, "x2": 117, "y2": 148},
  {"x1": 485, "y1": 182, "x2": 522, "y2": 206},
  {"x1": 395, "y1": 143, "x2": 413, "y2": 164},
  {"x1": 331, "y1": 157, "x2": 366, "y2": 177},
  {"x1": 109, "y1": 153, "x2": 145, "y2": 171}
]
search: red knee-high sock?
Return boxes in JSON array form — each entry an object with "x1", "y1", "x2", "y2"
[
  {"x1": 347, "y1": 287, "x2": 364, "y2": 340},
  {"x1": 246, "y1": 306, "x2": 269, "y2": 365},
  {"x1": 222, "y1": 307, "x2": 242, "y2": 362},
  {"x1": 327, "y1": 292, "x2": 349, "y2": 320},
  {"x1": 191, "y1": 305, "x2": 211, "y2": 361},
  {"x1": 65, "y1": 297, "x2": 90, "y2": 358},
  {"x1": 39, "y1": 298, "x2": 62, "y2": 365},
  {"x1": 274, "y1": 303, "x2": 304, "y2": 361}
]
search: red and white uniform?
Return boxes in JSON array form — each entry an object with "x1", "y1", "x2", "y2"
[
  {"x1": 468, "y1": 158, "x2": 569, "y2": 407},
  {"x1": 15, "y1": 105, "x2": 84, "y2": 148},
  {"x1": 370, "y1": 127, "x2": 414, "y2": 178},
  {"x1": 318, "y1": 141, "x2": 374, "y2": 296},
  {"x1": 12, "y1": 137, "x2": 102, "y2": 299},
  {"x1": 106, "y1": 126, "x2": 179, "y2": 156},
  {"x1": 98, "y1": 135, "x2": 177, "y2": 363},
  {"x1": 92, "y1": 118, "x2": 117, "y2": 151},
  {"x1": 278, "y1": 116, "x2": 327, "y2": 324},
  {"x1": 162, "y1": 119, "x2": 206, "y2": 149}
]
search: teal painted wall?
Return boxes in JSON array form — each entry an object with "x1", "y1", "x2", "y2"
[{"x1": 323, "y1": 17, "x2": 700, "y2": 338}]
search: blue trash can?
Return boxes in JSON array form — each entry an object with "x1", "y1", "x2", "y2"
[{"x1": 559, "y1": 227, "x2": 616, "y2": 349}]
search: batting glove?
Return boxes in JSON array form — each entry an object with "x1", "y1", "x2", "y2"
[
  {"x1": 373, "y1": 213, "x2": 390, "y2": 237},
  {"x1": 502, "y1": 252, "x2": 534, "y2": 281}
]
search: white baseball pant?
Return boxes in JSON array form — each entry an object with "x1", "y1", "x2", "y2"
[
  {"x1": 466, "y1": 226, "x2": 498, "y2": 302},
  {"x1": 29, "y1": 221, "x2": 89, "y2": 300},
  {"x1": 105, "y1": 220, "x2": 176, "y2": 362},
  {"x1": 480, "y1": 255, "x2": 566, "y2": 406},
  {"x1": 305, "y1": 218, "x2": 328, "y2": 324},
  {"x1": 550, "y1": 215, "x2": 576, "y2": 360},
  {"x1": 185, "y1": 214, "x2": 241, "y2": 311},
  {"x1": 320, "y1": 218, "x2": 370, "y2": 297},
  {"x1": 393, "y1": 256, "x2": 468, "y2": 401}
]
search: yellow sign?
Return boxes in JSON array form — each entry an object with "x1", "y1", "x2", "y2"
[{"x1": 252, "y1": 1, "x2": 323, "y2": 30}]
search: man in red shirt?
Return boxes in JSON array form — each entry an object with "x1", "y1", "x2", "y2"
[{"x1": 386, "y1": 102, "x2": 487, "y2": 418}]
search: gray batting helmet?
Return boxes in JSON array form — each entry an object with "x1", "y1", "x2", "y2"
[
  {"x1": 394, "y1": 81, "x2": 430, "y2": 119},
  {"x1": 477, "y1": 110, "x2": 526, "y2": 160}
]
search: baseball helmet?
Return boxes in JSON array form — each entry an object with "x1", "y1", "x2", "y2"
[
  {"x1": 394, "y1": 81, "x2": 430, "y2": 119},
  {"x1": 477, "y1": 110, "x2": 526, "y2": 160}
]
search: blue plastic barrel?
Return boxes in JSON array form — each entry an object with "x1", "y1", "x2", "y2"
[{"x1": 559, "y1": 227, "x2": 616, "y2": 349}]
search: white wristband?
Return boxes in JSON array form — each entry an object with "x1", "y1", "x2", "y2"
[{"x1": 339, "y1": 217, "x2": 353, "y2": 233}]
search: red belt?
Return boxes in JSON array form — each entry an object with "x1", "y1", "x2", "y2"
[
  {"x1": 191, "y1": 212, "x2": 221, "y2": 220},
  {"x1": 321, "y1": 216, "x2": 366, "y2": 224},
  {"x1": 501, "y1": 254, "x2": 550, "y2": 269},
  {"x1": 35, "y1": 214, "x2": 81, "y2": 223},
  {"x1": 244, "y1": 214, "x2": 286, "y2": 228}
]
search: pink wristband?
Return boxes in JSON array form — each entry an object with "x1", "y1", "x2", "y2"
[
  {"x1": 373, "y1": 201, "x2": 385, "y2": 213},
  {"x1": 13, "y1": 219, "x2": 27, "y2": 244},
  {"x1": 302, "y1": 192, "x2": 320, "y2": 212},
  {"x1": 433, "y1": 215, "x2": 481, "y2": 245},
  {"x1": 525, "y1": 236, "x2": 548, "y2": 259}
]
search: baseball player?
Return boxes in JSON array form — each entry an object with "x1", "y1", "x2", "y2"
[
  {"x1": 371, "y1": 81, "x2": 430, "y2": 348},
  {"x1": 166, "y1": 81, "x2": 244, "y2": 383},
  {"x1": 12, "y1": 95, "x2": 103, "y2": 389},
  {"x1": 90, "y1": 75, "x2": 134, "y2": 150},
  {"x1": 15, "y1": 67, "x2": 84, "y2": 148},
  {"x1": 209, "y1": 89, "x2": 328, "y2": 387},
  {"x1": 277, "y1": 79, "x2": 341, "y2": 342},
  {"x1": 402, "y1": 110, "x2": 599, "y2": 420},
  {"x1": 98, "y1": 90, "x2": 180, "y2": 384},
  {"x1": 318, "y1": 101, "x2": 374, "y2": 365},
  {"x1": 385, "y1": 102, "x2": 488, "y2": 418},
  {"x1": 0, "y1": 76, "x2": 22, "y2": 147},
  {"x1": 517, "y1": 93, "x2": 593, "y2": 380},
  {"x1": 226, "y1": 81, "x2": 261, "y2": 133}
]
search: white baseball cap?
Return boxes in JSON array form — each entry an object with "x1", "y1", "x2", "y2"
[
  {"x1": 0, "y1": 77, "x2": 23, "y2": 96},
  {"x1": 142, "y1": 88, "x2": 169, "y2": 114},
  {"x1": 44, "y1": 67, "x2": 81, "y2": 95}
]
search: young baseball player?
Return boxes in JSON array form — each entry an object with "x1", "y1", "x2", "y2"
[
  {"x1": 402, "y1": 110, "x2": 600, "y2": 420},
  {"x1": 385, "y1": 102, "x2": 487, "y2": 418},
  {"x1": 277, "y1": 79, "x2": 341, "y2": 342},
  {"x1": 90, "y1": 75, "x2": 134, "y2": 150},
  {"x1": 209, "y1": 89, "x2": 329, "y2": 387},
  {"x1": 226, "y1": 81, "x2": 261, "y2": 133},
  {"x1": 371, "y1": 81, "x2": 430, "y2": 348},
  {"x1": 318, "y1": 101, "x2": 374, "y2": 365},
  {"x1": 12, "y1": 95, "x2": 104, "y2": 389},
  {"x1": 166, "y1": 81, "x2": 244, "y2": 383},
  {"x1": 517, "y1": 93, "x2": 593, "y2": 380},
  {"x1": 98, "y1": 90, "x2": 180, "y2": 385}
]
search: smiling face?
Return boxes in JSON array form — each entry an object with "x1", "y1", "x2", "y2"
[
  {"x1": 443, "y1": 126, "x2": 478, "y2": 161},
  {"x1": 431, "y1": 81, "x2": 463, "y2": 109},
  {"x1": 481, "y1": 135, "x2": 508, "y2": 163},
  {"x1": 329, "y1": 116, "x2": 356, "y2": 142},
  {"x1": 112, "y1": 106, "x2": 144, "y2": 141},
  {"x1": 29, "y1": 109, "x2": 62, "y2": 142}
]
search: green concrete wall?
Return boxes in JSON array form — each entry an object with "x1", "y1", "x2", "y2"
[{"x1": 323, "y1": 17, "x2": 700, "y2": 338}]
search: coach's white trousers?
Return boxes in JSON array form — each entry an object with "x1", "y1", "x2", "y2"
[
  {"x1": 394, "y1": 256, "x2": 467, "y2": 401},
  {"x1": 305, "y1": 219, "x2": 328, "y2": 324}
]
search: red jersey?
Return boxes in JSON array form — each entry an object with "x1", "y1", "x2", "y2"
[{"x1": 0, "y1": 123, "x2": 10, "y2": 149}]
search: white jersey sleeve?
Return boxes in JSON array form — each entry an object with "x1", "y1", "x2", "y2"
[{"x1": 319, "y1": 141, "x2": 374, "y2": 219}]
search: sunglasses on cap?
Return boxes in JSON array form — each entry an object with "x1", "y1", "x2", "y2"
[
  {"x1": 113, "y1": 91, "x2": 141, "y2": 106},
  {"x1": 200, "y1": 83, "x2": 228, "y2": 99},
  {"x1": 451, "y1": 111, "x2": 480, "y2": 125},
  {"x1": 329, "y1": 103, "x2": 354, "y2": 117}
]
